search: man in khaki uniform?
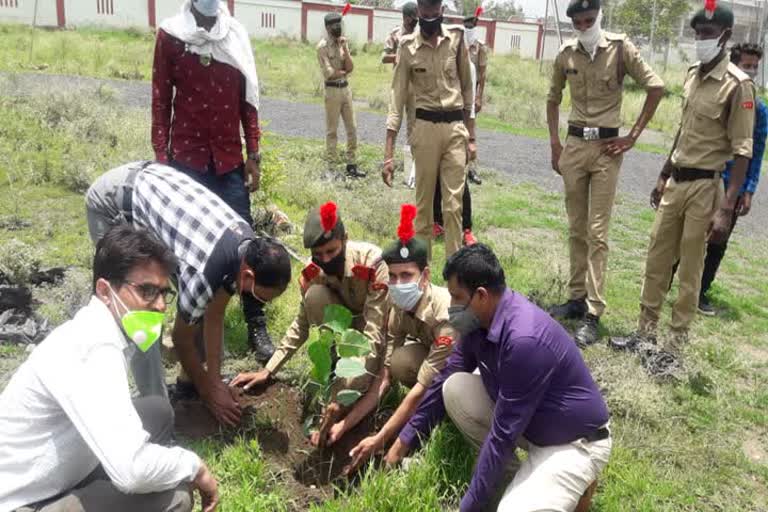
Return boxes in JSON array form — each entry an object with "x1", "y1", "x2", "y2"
[
  {"x1": 330, "y1": 204, "x2": 456, "y2": 468},
  {"x1": 463, "y1": 10, "x2": 487, "y2": 185},
  {"x1": 230, "y1": 202, "x2": 389, "y2": 439},
  {"x1": 547, "y1": 0, "x2": 664, "y2": 347},
  {"x1": 317, "y1": 13, "x2": 364, "y2": 179},
  {"x1": 632, "y1": 5, "x2": 755, "y2": 352},
  {"x1": 383, "y1": 2, "x2": 419, "y2": 188},
  {"x1": 382, "y1": 0, "x2": 477, "y2": 259}
]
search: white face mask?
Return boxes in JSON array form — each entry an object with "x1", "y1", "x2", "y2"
[
  {"x1": 574, "y1": 10, "x2": 603, "y2": 59},
  {"x1": 389, "y1": 278, "x2": 424, "y2": 312},
  {"x1": 744, "y1": 69, "x2": 758, "y2": 80},
  {"x1": 695, "y1": 38, "x2": 723, "y2": 64},
  {"x1": 464, "y1": 27, "x2": 478, "y2": 47}
]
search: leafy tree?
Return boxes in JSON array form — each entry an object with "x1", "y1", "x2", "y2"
[{"x1": 613, "y1": 0, "x2": 691, "y2": 47}]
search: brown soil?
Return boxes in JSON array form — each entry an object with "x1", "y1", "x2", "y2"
[{"x1": 173, "y1": 382, "x2": 385, "y2": 510}]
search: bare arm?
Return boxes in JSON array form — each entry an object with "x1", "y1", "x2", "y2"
[{"x1": 382, "y1": 54, "x2": 396, "y2": 65}]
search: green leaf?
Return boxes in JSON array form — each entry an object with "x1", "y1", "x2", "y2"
[
  {"x1": 307, "y1": 338, "x2": 332, "y2": 385},
  {"x1": 335, "y1": 358, "x2": 367, "y2": 379},
  {"x1": 323, "y1": 304, "x2": 353, "y2": 333},
  {"x1": 337, "y1": 329, "x2": 372, "y2": 358},
  {"x1": 335, "y1": 389, "x2": 362, "y2": 407}
]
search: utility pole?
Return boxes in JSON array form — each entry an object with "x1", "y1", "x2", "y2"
[
  {"x1": 539, "y1": 0, "x2": 551, "y2": 72},
  {"x1": 552, "y1": 0, "x2": 563, "y2": 46},
  {"x1": 649, "y1": 0, "x2": 658, "y2": 65}
]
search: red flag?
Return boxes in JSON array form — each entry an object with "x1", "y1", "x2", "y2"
[{"x1": 341, "y1": 2, "x2": 352, "y2": 16}]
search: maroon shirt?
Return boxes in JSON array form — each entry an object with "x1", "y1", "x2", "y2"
[{"x1": 151, "y1": 29, "x2": 260, "y2": 175}]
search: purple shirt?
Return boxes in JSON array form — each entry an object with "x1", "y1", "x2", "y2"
[{"x1": 399, "y1": 289, "x2": 610, "y2": 512}]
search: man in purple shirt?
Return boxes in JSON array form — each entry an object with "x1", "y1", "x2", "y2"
[{"x1": 386, "y1": 244, "x2": 612, "y2": 511}]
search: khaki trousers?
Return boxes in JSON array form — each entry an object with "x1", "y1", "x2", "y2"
[
  {"x1": 324, "y1": 85, "x2": 357, "y2": 164},
  {"x1": 639, "y1": 176, "x2": 721, "y2": 333},
  {"x1": 411, "y1": 118, "x2": 468, "y2": 258},
  {"x1": 389, "y1": 343, "x2": 428, "y2": 389},
  {"x1": 559, "y1": 136, "x2": 623, "y2": 317},
  {"x1": 304, "y1": 284, "x2": 375, "y2": 395},
  {"x1": 443, "y1": 373, "x2": 612, "y2": 512}
]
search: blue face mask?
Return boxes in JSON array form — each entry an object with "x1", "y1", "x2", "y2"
[
  {"x1": 193, "y1": 0, "x2": 220, "y2": 17},
  {"x1": 390, "y1": 281, "x2": 423, "y2": 311}
]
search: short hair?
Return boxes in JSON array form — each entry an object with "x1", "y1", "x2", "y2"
[
  {"x1": 731, "y1": 43, "x2": 764, "y2": 64},
  {"x1": 443, "y1": 244, "x2": 506, "y2": 294},
  {"x1": 244, "y1": 237, "x2": 292, "y2": 289},
  {"x1": 92, "y1": 224, "x2": 177, "y2": 292},
  {"x1": 417, "y1": 0, "x2": 442, "y2": 9}
]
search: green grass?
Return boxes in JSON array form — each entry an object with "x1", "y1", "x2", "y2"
[{"x1": 2, "y1": 75, "x2": 768, "y2": 511}]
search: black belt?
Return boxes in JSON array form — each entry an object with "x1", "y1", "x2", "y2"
[
  {"x1": 672, "y1": 167, "x2": 717, "y2": 182},
  {"x1": 415, "y1": 108, "x2": 464, "y2": 124},
  {"x1": 568, "y1": 125, "x2": 620, "y2": 141},
  {"x1": 583, "y1": 427, "x2": 610, "y2": 443},
  {"x1": 325, "y1": 80, "x2": 348, "y2": 88}
]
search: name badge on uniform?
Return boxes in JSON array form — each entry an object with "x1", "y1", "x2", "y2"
[
  {"x1": 565, "y1": 69, "x2": 579, "y2": 75},
  {"x1": 414, "y1": 68, "x2": 427, "y2": 73}
]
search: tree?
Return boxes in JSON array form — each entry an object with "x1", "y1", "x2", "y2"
[
  {"x1": 459, "y1": 0, "x2": 523, "y2": 19},
  {"x1": 613, "y1": 0, "x2": 692, "y2": 47}
]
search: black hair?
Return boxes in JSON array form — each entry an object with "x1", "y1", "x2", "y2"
[
  {"x1": 417, "y1": 0, "x2": 442, "y2": 9},
  {"x1": 731, "y1": 43, "x2": 764, "y2": 64},
  {"x1": 245, "y1": 237, "x2": 292, "y2": 289},
  {"x1": 92, "y1": 224, "x2": 177, "y2": 292},
  {"x1": 443, "y1": 244, "x2": 506, "y2": 294}
]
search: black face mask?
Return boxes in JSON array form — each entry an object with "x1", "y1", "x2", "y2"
[
  {"x1": 330, "y1": 26, "x2": 342, "y2": 38},
  {"x1": 419, "y1": 16, "x2": 443, "y2": 38},
  {"x1": 313, "y1": 246, "x2": 346, "y2": 277}
]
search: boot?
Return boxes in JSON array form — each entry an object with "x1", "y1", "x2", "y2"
[
  {"x1": 574, "y1": 314, "x2": 600, "y2": 348},
  {"x1": 242, "y1": 294, "x2": 275, "y2": 364},
  {"x1": 346, "y1": 164, "x2": 367, "y2": 179},
  {"x1": 548, "y1": 298, "x2": 587, "y2": 320}
]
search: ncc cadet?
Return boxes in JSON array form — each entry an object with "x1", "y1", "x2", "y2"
[
  {"x1": 318, "y1": 12, "x2": 365, "y2": 179},
  {"x1": 629, "y1": 5, "x2": 756, "y2": 352},
  {"x1": 547, "y1": 0, "x2": 665, "y2": 346},
  {"x1": 382, "y1": 0, "x2": 477, "y2": 259},
  {"x1": 230, "y1": 202, "x2": 389, "y2": 436},
  {"x1": 462, "y1": 8, "x2": 486, "y2": 185},
  {"x1": 382, "y1": 1, "x2": 419, "y2": 189},
  {"x1": 321, "y1": 205, "x2": 457, "y2": 467}
]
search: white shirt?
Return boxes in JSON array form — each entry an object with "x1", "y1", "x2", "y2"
[{"x1": 0, "y1": 297, "x2": 200, "y2": 512}]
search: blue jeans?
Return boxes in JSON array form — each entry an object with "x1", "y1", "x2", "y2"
[{"x1": 171, "y1": 161, "x2": 253, "y2": 227}]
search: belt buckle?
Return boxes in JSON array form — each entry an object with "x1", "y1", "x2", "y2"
[{"x1": 583, "y1": 127, "x2": 600, "y2": 141}]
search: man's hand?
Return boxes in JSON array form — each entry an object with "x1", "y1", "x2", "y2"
[
  {"x1": 467, "y1": 141, "x2": 478, "y2": 162},
  {"x1": 384, "y1": 437, "x2": 411, "y2": 468},
  {"x1": 382, "y1": 160, "x2": 394, "y2": 187},
  {"x1": 708, "y1": 208, "x2": 733, "y2": 244},
  {"x1": 550, "y1": 140, "x2": 563, "y2": 175},
  {"x1": 650, "y1": 176, "x2": 667, "y2": 210},
  {"x1": 346, "y1": 434, "x2": 383, "y2": 474},
  {"x1": 229, "y1": 369, "x2": 271, "y2": 392},
  {"x1": 602, "y1": 135, "x2": 636, "y2": 156},
  {"x1": 203, "y1": 379, "x2": 241, "y2": 427},
  {"x1": 193, "y1": 463, "x2": 219, "y2": 512},
  {"x1": 737, "y1": 193, "x2": 752, "y2": 217},
  {"x1": 327, "y1": 419, "x2": 348, "y2": 446},
  {"x1": 245, "y1": 158, "x2": 261, "y2": 193},
  {"x1": 474, "y1": 99, "x2": 482, "y2": 114}
]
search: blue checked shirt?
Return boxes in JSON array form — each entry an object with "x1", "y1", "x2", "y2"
[{"x1": 723, "y1": 98, "x2": 767, "y2": 195}]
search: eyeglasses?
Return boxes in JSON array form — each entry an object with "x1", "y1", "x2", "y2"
[{"x1": 125, "y1": 281, "x2": 177, "y2": 304}]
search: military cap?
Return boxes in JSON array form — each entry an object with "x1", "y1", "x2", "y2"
[
  {"x1": 382, "y1": 204, "x2": 428, "y2": 270},
  {"x1": 690, "y1": 5, "x2": 734, "y2": 30},
  {"x1": 464, "y1": 6, "x2": 482, "y2": 23},
  {"x1": 325, "y1": 12, "x2": 342, "y2": 25},
  {"x1": 402, "y1": 1, "x2": 417, "y2": 17},
  {"x1": 303, "y1": 201, "x2": 346, "y2": 249},
  {"x1": 566, "y1": 0, "x2": 600, "y2": 18}
]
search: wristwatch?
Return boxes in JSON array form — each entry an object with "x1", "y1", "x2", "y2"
[{"x1": 248, "y1": 152, "x2": 261, "y2": 163}]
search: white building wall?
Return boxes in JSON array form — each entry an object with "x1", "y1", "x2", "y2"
[
  {"x1": 157, "y1": 0, "x2": 184, "y2": 25},
  {"x1": 0, "y1": 0, "x2": 58, "y2": 26},
  {"x1": 235, "y1": 0, "x2": 301, "y2": 39},
  {"x1": 306, "y1": 10, "x2": 368, "y2": 44},
  {"x1": 495, "y1": 22, "x2": 538, "y2": 58},
  {"x1": 372, "y1": 10, "x2": 399, "y2": 44},
  {"x1": 65, "y1": 0, "x2": 149, "y2": 28}
]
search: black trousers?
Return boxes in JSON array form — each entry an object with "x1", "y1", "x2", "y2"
[{"x1": 434, "y1": 178, "x2": 472, "y2": 230}]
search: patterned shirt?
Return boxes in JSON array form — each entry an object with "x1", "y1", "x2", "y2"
[
  {"x1": 131, "y1": 164, "x2": 253, "y2": 323},
  {"x1": 723, "y1": 97, "x2": 767, "y2": 195}
]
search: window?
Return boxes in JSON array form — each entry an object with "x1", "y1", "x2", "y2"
[
  {"x1": 261, "y1": 12, "x2": 276, "y2": 29},
  {"x1": 0, "y1": 0, "x2": 19, "y2": 7},
  {"x1": 97, "y1": 0, "x2": 114, "y2": 15},
  {"x1": 510, "y1": 34, "x2": 521, "y2": 50}
]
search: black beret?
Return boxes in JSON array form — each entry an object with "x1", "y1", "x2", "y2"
[
  {"x1": 325, "y1": 12, "x2": 342, "y2": 25},
  {"x1": 402, "y1": 2, "x2": 417, "y2": 17},
  {"x1": 382, "y1": 237, "x2": 429, "y2": 269},
  {"x1": 690, "y1": 6, "x2": 734, "y2": 30},
  {"x1": 566, "y1": 0, "x2": 600, "y2": 18}
]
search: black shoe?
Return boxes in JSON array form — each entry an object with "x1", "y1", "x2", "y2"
[
  {"x1": 346, "y1": 164, "x2": 367, "y2": 179},
  {"x1": 244, "y1": 297, "x2": 276, "y2": 364},
  {"x1": 468, "y1": 167, "x2": 482, "y2": 185},
  {"x1": 548, "y1": 298, "x2": 587, "y2": 320},
  {"x1": 574, "y1": 314, "x2": 600, "y2": 348},
  {"x1": 697, "y1": 296, "x2": 715, "y2": 316},
  {"x1": 609, "y1": 331, "x2": 657, "y2": 352}
]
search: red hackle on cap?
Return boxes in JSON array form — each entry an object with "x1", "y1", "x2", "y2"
[
  {"x1": 704, "y1": 0, "x2": 716, "y2": 18},
  {"x1": 341, "y1": 2, "x2": 352, "y2": 16},
  {"x1": 320, "y1": 202, "x2": 338, "y2": 233},
  {"x1": 397, "y1": 204, "x2": 417, "y2": 245},
  {"x1": 474, "y1": 6, "x2": 483, "y2": 18}
]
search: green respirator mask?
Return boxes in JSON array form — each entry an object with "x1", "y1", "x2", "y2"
[{"x1": 108, "y1": 284, "x2": 165, "y2": 352}]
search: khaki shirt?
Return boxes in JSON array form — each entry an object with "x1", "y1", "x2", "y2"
[
  {"x1": 548, "y1": 32, "x2": 664, "y2": 129},
  {"x1": 266, "y1": 241, "x2": 389, "y2": 374},
  {"x1": 386, "y1": 25, "x2": 473, "y2": 133},
  {"x1": 383, "y1": 26, "x2": 406, "y2": 57},
  {"x1": 317, "y1": 37, "x2": 351, "y2": 81},
  {"x1": 385, "y1": 284, "x2": 457, "y2": 388},
  {"x1": 468, "y1": 41, "x2": 488, "y2": 69},
  {"x1": 671, "y1": 58, "x2": 756, "y2": 171}
]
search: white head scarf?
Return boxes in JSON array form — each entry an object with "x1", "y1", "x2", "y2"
[{"x1": 574, "y1": 9, "x2": 603, "y2": 60}]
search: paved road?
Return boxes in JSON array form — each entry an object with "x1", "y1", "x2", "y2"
[{"x1": 3, "y1": 71, "x2": 764, "y2": 238}]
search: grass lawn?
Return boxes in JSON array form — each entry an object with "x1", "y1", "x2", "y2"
[{"x1": 1, "y1": 75, "x2": 768, "y2": 511}]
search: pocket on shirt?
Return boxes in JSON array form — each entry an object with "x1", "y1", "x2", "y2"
[{"x1": 443, "y1": 57, "x2": 458, "y2": 81}]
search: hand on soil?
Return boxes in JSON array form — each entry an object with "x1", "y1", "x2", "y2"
[
  {"x1": 205, "y1": 379, "x2": 241, "y2": 427},
  {"x1": 193, "y1": 463, "x2": 219, "y2": 512},
  {"x1": 229, "y1": 369, "x2": 270, "y2": 391},
  {"x1": 384, "y1": 437, "x2": 411, "y2": 468},
  {"x1": 346, "y1": 434, "x2": 382, "y2": 474}
]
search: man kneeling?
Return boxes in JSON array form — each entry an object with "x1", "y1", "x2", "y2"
[
  {"x1": 387, "y1": 244, "x2": 612, "y2": 512},
  {"x1": 0, "y1": 225, "x2": 218, "y2": 512}
]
